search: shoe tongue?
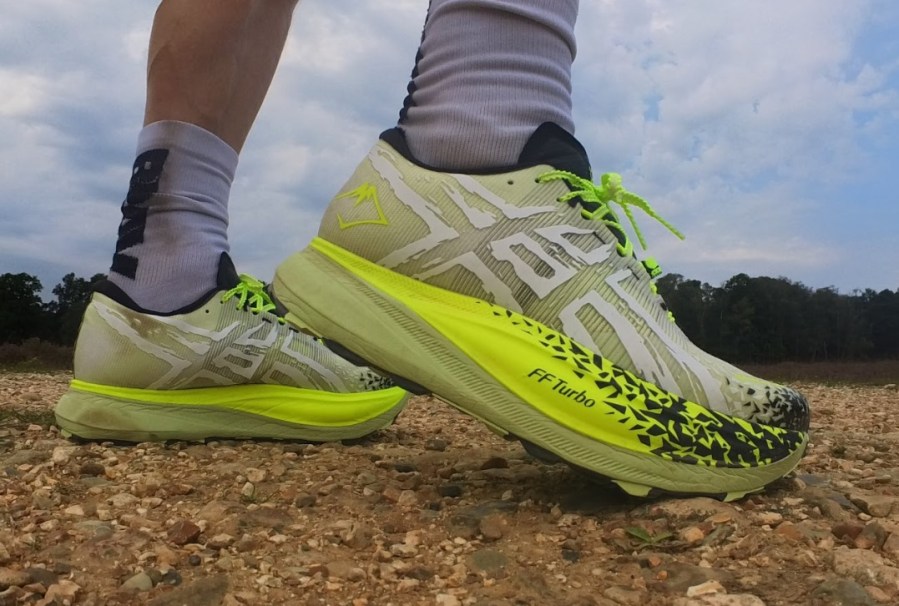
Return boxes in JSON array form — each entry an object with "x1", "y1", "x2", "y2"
[
  {"x1": 215, "y1": 252, "x2": 240, "y2": 290},
  {"x1": 517, "y1": 122, "x2": 592, "y2": 180}
]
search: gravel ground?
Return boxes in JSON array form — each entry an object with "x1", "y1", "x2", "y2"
[{"x1": 1, "y1": 372, "x2": 898, "y2": 606}]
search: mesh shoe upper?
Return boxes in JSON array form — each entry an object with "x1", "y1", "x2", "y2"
[
  {"x1": 74, "y1": 254, "x2": 393, "y2": 394},
  {"x1": 315, "y1": 124, "x2": 809, "y2": 431}
]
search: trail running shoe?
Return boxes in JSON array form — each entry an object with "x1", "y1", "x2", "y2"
[
  {"x1": 273, "y1": 123, "x2": 810, "y2": 500},
  {"x1": 55, "y1": 254, "x2": 408, "y2": 442}
]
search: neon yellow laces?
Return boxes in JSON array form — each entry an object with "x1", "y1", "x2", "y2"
[
  {"x1": 537, "y1": 171, "x2": 684, "y2": 258},
  {"x1": 538, "y1": 171, "x2": 682, "y2": 322},
  {"x1": 222, "y1": 275, "x2": 284, "y2": 322}
]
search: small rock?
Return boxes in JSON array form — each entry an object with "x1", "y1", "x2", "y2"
[
  {"x1": 661, "y1": 563, "x2": 733, "y2": 593},
  {"x1": 160, "y1": 570, "x2": 182, "y2": 586},
  {"x1": 390, "y1": 543, "x2": 418, "y2": 558},
  {"x1": 865, "y1": 585, "x2": 891, "y2": 603},
  {"x1": 208, "y1": 534, "x2": 235, "y2": 550},
  {"x1": 680, "y1": 526, "x2": 706, "y2": 544},
  {"x1": 31, "y1": 490, "x2": 53, "y2": 510},
  {"x1": 850, "y1": 494, "x2": 897, "y2": 518},
  {"x1": 355, "y1": 471, "x2": 378, "y2": 486},
  {"x1": 153, "y1": 546, "x2": 178, "y2": 567},
  {"x1": 686, "y1": 580, "x2": 726, "y2": 597},
  {"x1": 339, "y1": 523, "x2": 373, "y2": 550},
  {"x1": 438, "y1": 484, "x2": 463, "y2": 498},
  {"x1": 108, "y1": 492, "x2": 139, "y2": 508},
  {"x1": 397, "y1": 490, "x2": 418, "y2": 508},
  {"x1": 0, "y1": 586, "x2": 21, "y2": 606},
  {"x1": 63, "y1": 504, "x2": 85, "y2": 517},
  {"x1": 146, "y1": 568, "x2": 164, "y2": 586},
  {"x1": 883, "y1": 532, "x2": 899, "y2": 556},
  {"x1": 603, "y1": 586, "x2": 644, "y2": 605},
  {"x1": 42, "y1": 580, "x2": 81, "y2": 604},
  {"x1": 480, "y1": 456, "x2": 509, "y2": 470},
  {"x1": 51, "y1": 446, "x2": 76, "y2": 465},
  {"x1": 79, "y1": 462, "x2": 105, "y2": 477},
  {"x1": 832, "y1": 546, "x2": 899, "y2": 588},
  {"x1": 468, "y1": 549, "x2": 509, "y2": 579},
  {"x1": 245, "y1": 468, "x2": 266, "y2": 483},
  {"x1": 121, "y1": 572, "x2": 154, "y2": 592},
  {"x1": 22, "y1": 583, "x2": 47, "y2": 595},
  {"x1": 833, "y1": 521, "x2": 865, "y2": 542},
  {"x1": 167, "y1": 520, "x2": 202, "y2": 546},
  {"x1": 650, "y1": 498, "x2": 738, "y2": 521},
  {"x1": 325, "y1": 560, "x2": 364, "y2": 581},
  {"x1": 402, "y1": 565, "x2": 434, "y2": 581},
  {"x1": 0, "y1": 568, "x2": 31, "y2": 590},
  {"x1": 685, "y1": 594, "x2": 766, "y2": 606},
  {"x1": 240, "y1": 482, "x2": 255, "y2": 499},
  {"x1": 854, "y1": 522, "x2": 888, "y2": 550},
  {"x1": 755, "y1": 511, "x2": 783, "y2": 526},
  {"x1": 812, "y1": 578, "x2": 876, "y2": 606},
  {"x1": 435, "y1": 594, "x2": 462, "y2": 606},
  {"x1": 147, "y1": 575, "x2": 229, "y2": 606},
  {"x1": 396, "y1": 472, "x2": 422, "y2": 491},
  {"x1": 479, "y1": 515, "x2": 507, "y2": 541},
  {"x1": 25, "y1": 568, "x2": 57, "y2": 588},
  {"x1": 294, "y1": 493, "x2": 316, "y2": 508},
  {"x1": 241, "y1": 507, "x2": 293, "y2": 531},
  {"x1": 381, "y1": 486, "x2": 402, "y2": 504},
  {"x1": 425, "y1": 438, "x2": 448, "y2": 452},
  {"x1": 393, "y1": 462, "x2": 417, "y2": 473}
]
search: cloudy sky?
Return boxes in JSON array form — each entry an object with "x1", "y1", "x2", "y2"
[{"x1": 2, "y1": 0, "x2": 898, "y2": 298}]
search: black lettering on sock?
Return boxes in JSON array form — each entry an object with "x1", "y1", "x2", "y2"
[{"x1": 111, "y1": 149, "x2": 169, "y2": 279}]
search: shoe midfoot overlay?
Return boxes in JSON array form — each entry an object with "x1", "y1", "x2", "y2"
[{"x1": 274, "y1": 238, "x2": 808, "y2": 499}]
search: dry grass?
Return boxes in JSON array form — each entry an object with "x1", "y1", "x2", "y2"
[
  {"x1": 0, "y1": 339, "x2": 896, "y2": 385},
  {"x1": 0, "y1": 339, "x2": 73, "y2": 371},
  {"x1": 743, "y1": 359, "x2": 899, "y2": 385}
]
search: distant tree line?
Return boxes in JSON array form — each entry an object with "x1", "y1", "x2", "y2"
[
  {"x1": 0, "y1": 270, "x2": 897, "y2": 363},
  {"x1": 656, "y1": 273, "x2": 898, "y2": 363},
  {"x1": 0, "y1": 272, "x2": 106, "y2": 347}
]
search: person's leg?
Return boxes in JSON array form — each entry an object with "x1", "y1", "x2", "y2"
[
  {"x1": 144, "y1": 0, "x2": 297, "y2": 153},
  {"x1": 55, "y1": 0, "x2": 409, "y2": 442},
  {"x1": 275, "y1": 0, "x2": 810, "y2": 498},
  {"x1": 109, "y1": 0, "x2": 298, "y2": 313},
  {"x1": 398, "y1": 0, "x2": 577, "y2": 169}
]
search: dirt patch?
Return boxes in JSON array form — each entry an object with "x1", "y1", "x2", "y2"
[{"x1": 1, "y1": 373, "x2": 898, "y2": 605}]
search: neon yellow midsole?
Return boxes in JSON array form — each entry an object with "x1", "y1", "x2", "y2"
[
  {"x1": 67, "y1": 378, "x2": 408, "y2": 428},
  {"x1": 303, "y1": 237, "x2": 802, "y2": 467}
]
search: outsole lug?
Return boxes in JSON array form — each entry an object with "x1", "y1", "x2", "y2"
[{"x1": 612, "y1": 479, "x2": 653, "y2": 498}]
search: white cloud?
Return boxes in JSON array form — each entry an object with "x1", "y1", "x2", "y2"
[
  {"x1": 572, "y1": 0, "x2": 898, "y2": 289},
  {"x1": 0, "y1": 0, "x2": 897, "y2": 295}
]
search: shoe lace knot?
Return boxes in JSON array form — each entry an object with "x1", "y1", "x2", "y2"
[
  {"x1": 538, "y1": 170, "x2": 684, "y2": 258},
  {"x1": 222, "y1": 275, "x2": 284, "y2": 323}
]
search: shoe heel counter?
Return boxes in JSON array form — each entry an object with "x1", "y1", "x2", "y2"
[
  {"x1": 317, "y1": 141, "x2": 430, "y2": 265},
  {"x1": 72, "y1": 294, "x2": 156, "y2": 388}
]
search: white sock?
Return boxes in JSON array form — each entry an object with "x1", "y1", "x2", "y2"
[
  {"x1": 108, "y1": 121, "x2": 237, "y2": 313},
  {"x1": 398, "y1": 0, "x2": 578, "y2": 169}
]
